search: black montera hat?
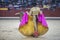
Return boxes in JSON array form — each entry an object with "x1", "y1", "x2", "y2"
[{"x1": 31, "y1": 2, "x2": 37, "y2": 6}]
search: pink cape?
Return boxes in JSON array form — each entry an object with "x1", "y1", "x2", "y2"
[{"x1": 20, "y1": 12, "x2": 48, "y2": 27}]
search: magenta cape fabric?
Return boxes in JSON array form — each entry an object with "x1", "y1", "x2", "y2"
[
  {"x1": 20, "y1": 12, "x2": 28, "y2": 26},
  {"x1": 38, "y1": 14, "x2": 48, "y2": 27},
  {"x1": 20, "y1": 12, "x2": 48, "y2": 27}
]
